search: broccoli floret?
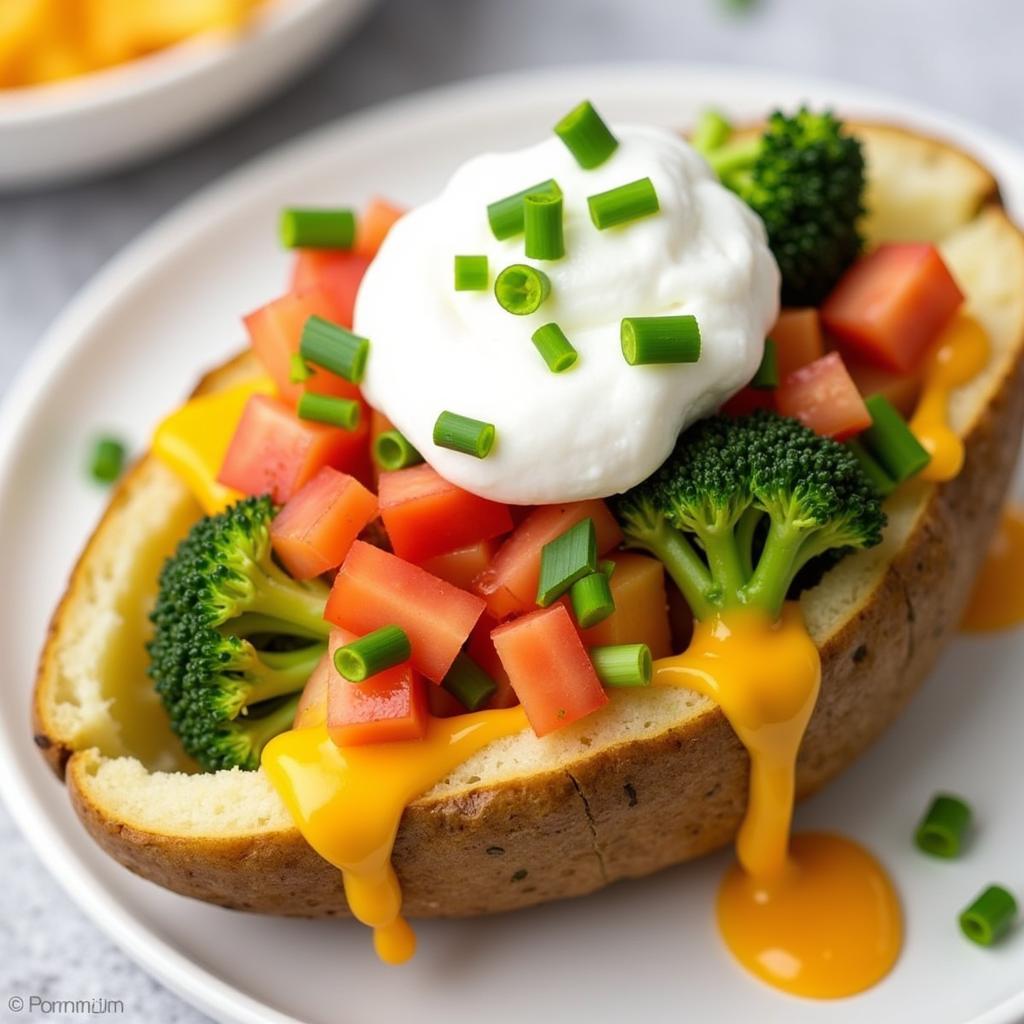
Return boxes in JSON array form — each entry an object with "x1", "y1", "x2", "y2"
[
  {"x1": 614, "y1": 411, "x2": 885, "y2": 621},
  {"x1": 149, "y1": 496, "x2": 331, "y2": 771},
  {"x1": 695, "y1": 107, "x2": 866, "y2": 306}
]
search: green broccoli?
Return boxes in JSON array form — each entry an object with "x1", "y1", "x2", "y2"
[
  {"x1": 149, "y1": 496, "x2": 331, "y2": 771},
  {"x1": 614, "y1": 411, "x2": 885, "y2": 622},
  {"x1": 694, "y1": 107, "x2": 867, "y2": 306}
]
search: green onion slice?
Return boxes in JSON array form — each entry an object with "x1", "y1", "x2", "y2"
[
  {"x1": 487, "y1": 179, "x2": 561, "y2": 240},
  {"x1": 691, "y1": 109, "x2": 733, "y2": 155},
  {"x1": 334, "y1": 625, "x2": 411, "y2": 682},
  {"x1": 750, "y1": 338, "x2": 779, "y2": 389},
  {"x1": 373, "y1": 429, "x2": 423, "y2": 471},
  {"x1": 495, "y1": 264, "x2": 551, "y2": 316},
  {"x1": 433, "y1": 411, "x2": 496, "y2": 459},
  {"x1": 279, "y1": 208, "x2": 356, "y2": 250},
  {"x1": 300, "y1": 315, "x2": 370, "y2": 384},
  {"x1": 846, "y1": 439, "x2": 897, "y2": 497},
  {"x1": 915, "y1": 793, "x2": 972, "y2": 859},
  {"x1": 861, "y1": 394, "x2": 931, "y2": 484},
  {"x1": 524, "y1": 191, "x2": 565, "y2": 261},
  {"x1": 442, "y1": 651, "x2": 497, "y2": 711},
  {"x1": 531, "y1": 322, "x2": 578, "y2": 373},
  {"x1": 590, "y1": 644, "x2": 652, "y2": 688},
  {"x1": 554, "y1": 100, "x2": 619, "y2": 169},
  {"x1": 454, "y1": 254, "x2": 489, "y2": 291},
  {"x1": 599, "y1": 559, "x2": 617, "y2": 578},
  {"x1": 959, "y1": 885, "x2": 1018, "y2": 947},
  {"x1": 289, "y1": 353, "x2": 312, "y2": 384},
  {"x1": 587, "y1": 177, "x2": 660, "y2": 230},
  {"x1": 570, "y1": 572, "x2": 616, "y2": 628},
  {"x1": 90, "y1": 437, "x2": 126, "y2": 485},
  {"x1": 621, "y1": 315, "x2": 701, "y2": 365},
  {"x1": 537, "y1": 517, "x2": 597, "y2": 606},
  {"x1": 297, "y1": 393, "x2": 361, "y2": 431}
]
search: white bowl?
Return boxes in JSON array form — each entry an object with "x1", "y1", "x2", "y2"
[{"x1": 0, "y1": 0, "x2": 376, "y2": 190}]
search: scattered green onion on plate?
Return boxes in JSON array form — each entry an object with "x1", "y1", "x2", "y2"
[
  {"x1": 959, "y1": 885, "x2": 1018, "y2": 947},
  {"x1": 915, "y1": 793, "x2": 972, "y2": 859},
  {"x1": 89, "y1": 436, "x2": 126, "y2": 485}
]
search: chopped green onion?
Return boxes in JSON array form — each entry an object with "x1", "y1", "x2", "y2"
[
  {"x1": 703, "y1": 136, "x2": 763, "y2": 181},
  {"x1": 590, "y1": 644, "x2": 652, "y2": 688},
  {"x1": 334, "y1": 625, "x2": 411, "y2": 682},
  {"x1": 915, "y1": 793, "x2": 972, "y2": 859},
  {"x1": 289, "y1": 353, "x2": 312, "y2": 384},
  {"x1": 537, "y1": 517, "x2": 597, "y2": 606},
  {"x1": 89, "y1": 437, "x2": 126, "y2": 485},
  {"x1": 750, "y1": 338, "x2": 778, "y2": 389},
  {"x1": 433, "y1": 411, "x2": 496, "y2": 459},
  {"x1": 621, "y1": 315, "x2": 701, "y2": 365},
  {"x1": 599, "y1": 559, "x2": 617, "y2": 578},
  {"x1": 524, "y1": 191, "x2": 565, "y2": 260},
  {"x1": 297, "y1": 393, "x2": 361, "y2": 430},
  {"x1": 691, "y1": 109, "x2": 733, "y2": 155},
  {"x1": 300, "y1": 316, "x2": 370, "y2": 384},
  {"x1": 279, "y1": 208, "x2": 355, "y2": 249},
  {"x1": 861, "y1": 394, "x2": 931, "y2": 484},
  {"x1": 587, "y1": 177, "x2": 659, "y2": 230},
  {"x1": 959, "y1": 885, "x2": 1018, "y2": 947},
  {"x1": 570, "y1": 572, "x2": 615, "y2": 628},
  {"x1": 454, "y1": 254, "x2": 489, "y2": 291},
  {"x1": 554, "y1": 100, "x2": 619, "y2": 169},
  {"x1": 373, "y1": 429, "x2": 423, "y2": 471},
  {"x1": 531, "y1": 322, "x2": 578, "y2": 373},
  {"x1": 495, "y1": 264, "x2": 551, "y2": 316},
  {"x1": 847, "y1": 439, "x2": 897, "y2": 497},
  {"x1": 487, "y1": 179, "x2": 561, "y2": 240},
  {"x1": 442, "y1": 651, "x2": 497, "y2": 711}
]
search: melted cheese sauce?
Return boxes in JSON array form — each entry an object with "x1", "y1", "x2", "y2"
[
  {"x1": 261, "y1": 708, "x2": 528, "y2": 965},
  {"x1": 910, "y1": 315, "x2": 989, "y2": 482},
  {"x1": 654, "y1": 606, "x2": 902, "y2": 997},
  {"x1": 961, "y1": 504, "x2": 1024, "y2": 632}
]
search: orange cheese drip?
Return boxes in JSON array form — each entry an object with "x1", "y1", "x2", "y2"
[
  {"x1": 654, "y1": 606, "x2": 902, "y2": 997},
  {"x1": 961, "y1": 504, "x2": 1024, "y2": 632},
  {"x1": 910, "y1": 315, "x2": 990, "y2": 482},
  {"x1": 261, "y1": 708, "x2": 528, "y2": 965}
]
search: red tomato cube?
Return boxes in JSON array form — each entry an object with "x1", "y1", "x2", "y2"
[
  {"x1": 354, "y1": 198, "x2": 405, "y2": 259},
  {"x1": 217, "y1": 394, "x2": 369, "y2": 504},
  {"x1": 325, "y1": 541, "x2": 485, "y2": 683},
  {"x1": 290, "y1": 250, "x2": 371, "y2": 330},
  {"x1": 776, "y1": 352, "x2": 872, "y2": 441},
  {"x1": 378, "y1": 463, "x2": 514, "y2": 563},
  {"x1": 491, "y1": 605, "x2": 608, "y2": 737},
  {"x1": 270, "y1": 467, "x2": 378, "y2": 580},
  {"x1": 771, "y1": 308, "x2": 825, "y2": 379},
  {"x1": 293, "y1": 653, "x2": 331, "y2": 730},
  {"x1": 821, "y1": 244, "x2": 964, "y2": 373},
  {"x1": 326, "y1": 629, "x2": 427, "y2": 746},
  {"x1": 419, "y1": 540, "x2": 497, "y2": 592}
]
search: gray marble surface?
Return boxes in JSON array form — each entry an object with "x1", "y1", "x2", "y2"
[{"x1": 1, "y1": 0, "x2": 1022, "y2": 1020}]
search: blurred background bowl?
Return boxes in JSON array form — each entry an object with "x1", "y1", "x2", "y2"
[{"x1": 0, "y1": 0, "x2": 376, "y2": 191}]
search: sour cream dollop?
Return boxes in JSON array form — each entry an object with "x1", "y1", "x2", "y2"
[{"x1": 356, "y1": 125, "x2": 780, "y2": 504}]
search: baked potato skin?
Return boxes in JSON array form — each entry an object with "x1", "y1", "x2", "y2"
[{"x1": 38, "y1": 124, "x2": 1024, "y2": 919}]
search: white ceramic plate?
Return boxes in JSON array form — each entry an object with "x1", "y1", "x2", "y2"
[
  {"x1": 2, "y1": 64, "x2": 1023, "y2": 1024},
  {"x1": 0, "y1": 0, "x2": 375, "y2": 190}
]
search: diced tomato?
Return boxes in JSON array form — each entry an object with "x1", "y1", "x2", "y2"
[
  {"x1": 775, "y1": 352, "x2": 872, "y2": 440},
  {"x1": 474, "y1": 500, "x2": 623, "y2": 620},
  {"x1": 290, "y1": 250, "x2": 371, "y2": 330},
  {"x1": 270, "y1": 467, "x2": 378, "y2": 580},
  {"x1": 378, "y1": 464, "x2": 514, "y2": 563},
  {"x1": 578, "y1": 554, "x2": 673, "y2": 658},
  {"x1": 244, "y1": 289, "x2": 362, "y2": 404},
  {"x1": 491, "y1": 605, "x2": 608, "y2": 737},
  {"x1": 326, "y1": 628, "x2": 428, "y2": 746},
  {"x1": 844, "y1": 354, "x2": 923, "y2": 417},
  {"x1": 466, "y1": 615, "x2": 518, "y2": 709},
  {"x1": 821, "y1": 244, "x2": 964, "y2": 373},
  {"x1": 721, "y1": 386, "x2": 775, "y2": 417},
  {"x1": 218, "y1": 394, "x2": 370, "y2": 503},
  {"x1": 420, "y1": 540, "x2": 497, "y2": 591},
  {"x1": 293, "y1": 654, "x2": 330, "y2": 729},
  {"x1": 324, "y1": 540, "x2": 485, "y2": 683},
  {"x1": 426, "y1": 685, "x2": 467, "y2": 719},
  {"x1": 771, "y1": 308, "x2": 825, "y2": 379},
  {"x1": 354, "y1": 198, "x2": 405, "y2": 259}
]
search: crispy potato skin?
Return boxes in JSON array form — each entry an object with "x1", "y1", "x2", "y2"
[{"x1": 38, "y1": 124, "x2": 1024, "y2": 918}]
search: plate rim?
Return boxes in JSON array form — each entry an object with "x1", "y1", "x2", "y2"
[{"x1": 2, "y1": 61, "x2": 1024, "y2": 1024}]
